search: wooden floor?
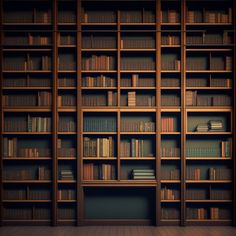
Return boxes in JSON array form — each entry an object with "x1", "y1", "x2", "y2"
[{"x1": 0, "y1": 226, "x2": 236, "y2": 236}]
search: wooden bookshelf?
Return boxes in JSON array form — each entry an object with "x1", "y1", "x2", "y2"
[{"x1": 0, "y1": 0, "x2": 235, "y2": 227}]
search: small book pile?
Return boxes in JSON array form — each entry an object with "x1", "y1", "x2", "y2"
[
  {"x1": 131, "y1": 169, "x2": 155, "y2": 180},
  {"x1": 195, "y1": 123, "x2": 209, "y2": 132},
  {"x1": 59, "y1": 169, "x2": 74, "y2": 180},
  {"x1": 208, "y1": 120, "x2": 223, "y2": 131}
]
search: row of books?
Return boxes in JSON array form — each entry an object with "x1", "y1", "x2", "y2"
[
  {"x1": 58, "y1": 118, "x2": 76, "y2": 132},
  {"x1": 209, "y1": 168, "x2": 232, "y2": 180},
  {"x1": 161, "y1": 168, "x2": 180, "y2": 180},
  {"x1": 3, "y1": 137, "x2": 51, "y2": 157},
  {"x1": 82, "y1": 10, "x2": 116, "y2": 23},
  {"x1": 120, "y1": 139, "x2": 154, "y2": 158},
  {"x1": 58, "y1": 148, "x2": 76, "y2": 158},
  {"x1": 83, "y1": 36, "x2": 116, "y2": 49},
  {"x1": 187, "y1": 91, "x2": 231, "y2": 106},
  {"x1": 59, "y1": 169, "x2": 75, "y2": 180},
  {"x1": 3, "y1": 207, "x2": 51, "y2": 220},
  {"x1": 186, "y1": 78, "x2": 231, "y2": 88},
  {"x1": 59, "y1": 77, "x2": 76, "y2": 87},
  {"x1": 120, "y1": 75, "x2": 155, "y2": 87},
  {"x1": 3, "y1": 188, "x2": 51, "y2": 200},
  {"x1": 120, "y1": 37, "x2": 155, "y2": 49},
  {"x1": 58, "y1": 208, "x2": 76, "y2": 219},
  {"x1": 82, "y1": 92, "x2": 118, "y2": 106},
  {"x1": 186, "y1": 207, "x2": 230, "y2": 220},
  {"x1": 162, "y1": 59, "x2": 180, "y2": 71},
  {"x1": 161, "y1": 187, "x2": 180, "y2": 200},
  {"x1": 3, "y1": 92, "x2": 52, "y2": 107},
  {"x1": 83, "y1": 137, "x2": 115, "y2": 157},
  {"x1": 58, "y1": 189, "x2": 76, "y2": 200},
  {"x1": 4, "y1": 9, "x2": 51, "y2": 23},
  {"x1": 195, "y1": 120, "x2": 224, "y2": 132},
  {"x1": 161, "y1": 78, "x2": 179, "y2": 87},
  {"x1": 83, "y1": 163, "x2": 116, "y2": 180},
  {"x1": 3, "y1": 166, "x2": 51, "y2": 180},
  {"x1": 161, "y1": 147, "x2": 180, "y2": 157},
  {"x1": 4, "y1": 55, "x2": 51, "y2": 71},
  {"x1": 3, "y1": 77, "x2": 51, "y2": 88},
  {"x1": 131, "y1": 169, "x2": 155, "y2": 180},
  {"x1": 4, "y1": 116, "x2": 51, "y2": 132},
  {"x1": 186, "y1": 188, "x2": 231, "y2": 200},
  {"x1": 161, "y1": 35, "x2": 180, "y2": 46},
  {"x1": 58, "y1": 34, "x2": 76, "y2": 46},
  {"x1": 186, "y1": 56, "x2": 232, "y2": 71},
  {"x1": 82, "y1": 55, "x2": 115, "y2": 70},
  {"x1": 58, "y1": 11, "x2": 76, "y2": 23},
  {"x1": 186, "y1": 168, "x2": 231, "y2": 180},
  {"x1": 186, "y1": 32, "x2": 232, "y2": 45},
  {"x1": 58, "y1": 55, "x2": 76, "y2": 71},
  {"x1": 161, "y1": 208, "x2": 180, "y2": 220},
  {"x1": 186, "y1": 8, "x2": 232, "y2": 23},
  {"x1": 82, "y1": 75, "x2": 116, "y2": 87},
  {"x1": 121, "y1": 92, "x2": 155, "y2": 107},
  {"x1": 120, "y1": 120, "x2": 155, "y2": 132},
  {"x1": 120, "y1": 57, "x2": 155, "y2": 70},
  {"x1": 161, "y1": 94, "x2": 180, "y2": 106},
  {"x1": 83, "y1": 117, "x2": 116, "y2": 132},
  {"x1": 161, "y1": 117, "x2": 177, "y2": 132},
  {"x1": 58, "y1": 95, "x2": 76, "y2": 107},
  {"x1": 161, "y1": 10, "x2": 180, "y2": 23},
  {"x1": 4, "y1": 34, "x2": 51, "y2": 46},
  {"x1": 120, "y1": 10, "x2": 155, "y2": 23}
]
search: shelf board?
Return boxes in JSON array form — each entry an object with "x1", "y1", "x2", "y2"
[
  {"x1": 3, "y1": 48, "x2": 52, "y2": 52},
  {"x1": 3, "y1": 132, "x2": 52, "y2": 135},
  {"x1": 81, "y1": 87, "x2": 117, "y2": 90},
  {"x1": 83, "y1": 131, "x2": 117, "y2": 135},
  {"x1": 161, "y1": 132, "x2": 180, "y2": 135},
  {"x1": 81, "y1": 70, "x2": 117, "y2": 73},
  {"x1": 186, "y1": 107, "x2": 231, "y2": 112},
  {"x1": 186, "y1": 180, "x2": 232, "y2": 183},
  {"x1": 57, "y1": 180, "x2": 76, "y2": 183},
  {"x1": 120, "y1": 48, "x2": 156, "y2": 52},
  {"x1": 186, "y1": 132, "x2": 232, "y2": 135},
  {"x1": 3, "y1": 157, "x2": 52, "y2": 160},
  {"x1": 120, "y1": 108, "x2": 156, "y2": 112},
  {"x1": 3, "y1": 23, "x2": 52, "y2": 26},
  {"x1": 58, "y1": 23, "x2": 76, "y2": 26},
  {"x1": 186, "y1": 23, "x2": 232, "y2": 26},
  {"x1": 186, "y1": 87, "x2": 232, "y2": 90},
  {"x1": 3, "y1": 107, "x2": 52, "y2": 112},
  {"x1": 83, "y1": 157, "x2": 117, "y2": 160},
  {"x1": 58, "y1": 107, "x2": 77, "y2": 112},
  {"x1": 186, "y1": 70, "x2": 232, "y2": 73},
  {"x1": 3, "y1": 70, "x2": 52, "y2": 73},
  {"x1": 120, "y1": 132, "x2": 156, "y2": 135},
  {"x1": 161, "y1": 157, "x2": 181, "y2": 160},
  {"x1": 58, "y1": 45, "x2": 76, "y2": 48},
  {"x1": 58, "y1": 87, "x2": 77, "y2": 90},
  {"x1": 81, "y1": 23, "x2": 117, "y2": 26},
  {"x1": 82, "y1": 180, "x2": 157, "y2": 186},
  {"x1": 2, "y1": 180, "x2": 51, "y2": 183},
  {"x1": 2, "y1": 200, "x2": 51, "y2": 203},
  {"x1": 120, "y1": 70, "x2": 156, "y2": 73},
  {"x1": 161, "y1": 87, "x2": 181, "y2": 90},
  {"x1": 161, "y1": 70, "x2": 181, "y2": 73},
  {"x1": 161, "y1": 108, "x2": 181, "y2": 112},
  {"x1": 58, "y1": 70, "x2": 77, "y2": 73},
  {"x1": 57, "y1": 157, "x2": 77, "y2": 160},
  {"x1": 161, "y1": 23, "x2": 181, "y2": 25},
  {"x1": 185, "y1": 200, "x2": 232, "y2": 203},
  {"x1": 161, "y1": 45, "x2": 181, "y2": 48},
  {"x1": 120, "y1": 87, "x2": 156, "y2": 90},
  {"x1": 57, "y1": 132, "x2": 77, "y2": 135},
  {"x1": 57, "y1": 200, "x2": 76, "y2": 203},
  {"x1": 186, "y1": 157, "x2": 232, "y2": 160},
  {"x1": 3, "y1": 87, "x2": 52, "y2": 90},
  {"x1": 160, "y1": 180, "x2": 181, "y2": 183},
  {"x1": 186, "y1": 48, "x2": 232, "y2": 52},
  {"x1": 161, "y1": 200, "x2": 181, "y2": 203},
  {"x1": 120, "y1": 23, "x2": 156, "y2": 26},
  {"x1": 82, "y1": 48, "x2": 117, "y2": 51},
  {"x1": 120, "y1": 157, "x2": 156, "y2": 160}
]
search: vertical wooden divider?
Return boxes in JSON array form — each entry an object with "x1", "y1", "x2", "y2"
[
  {"x1": 52, "y1": 0, "x2": 58, "y2": 226},
  {"x1": 156, "y1": 0, "x2": 161, "y2": 226}
]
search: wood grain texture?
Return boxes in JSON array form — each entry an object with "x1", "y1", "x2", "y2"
[{"x1": 1, "y1": 226, "x2": 236, "y2": 236}]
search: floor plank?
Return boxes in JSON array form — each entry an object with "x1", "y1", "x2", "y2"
[{"x1": 1, "y1": 226, "x2": 236, "y2": 236}]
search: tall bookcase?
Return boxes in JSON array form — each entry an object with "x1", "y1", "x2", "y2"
[{"x1": 0, "y1": 0, "x2": 236, "y2": 226}]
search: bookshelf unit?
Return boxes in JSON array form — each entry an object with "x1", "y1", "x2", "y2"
[{"x1": 0, "y1": 0, "x2": 235, "y2": 227}]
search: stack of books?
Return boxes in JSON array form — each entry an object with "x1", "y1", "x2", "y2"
[
  {"x1": 128, "y1": 91, "x2": 136, "y2": 106},
  {"x1": 131, "y1": 169, "x2": 155, "y2": 180},
  {"x1": 195, "y1": 123, "x2": 209, "y2": 132},
  {"x1": 208, "y1": 120, "x2": 223, "y2": 131},
  {"x1": 59, "y1": 169, "x2": 74, "y2": 180}
]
